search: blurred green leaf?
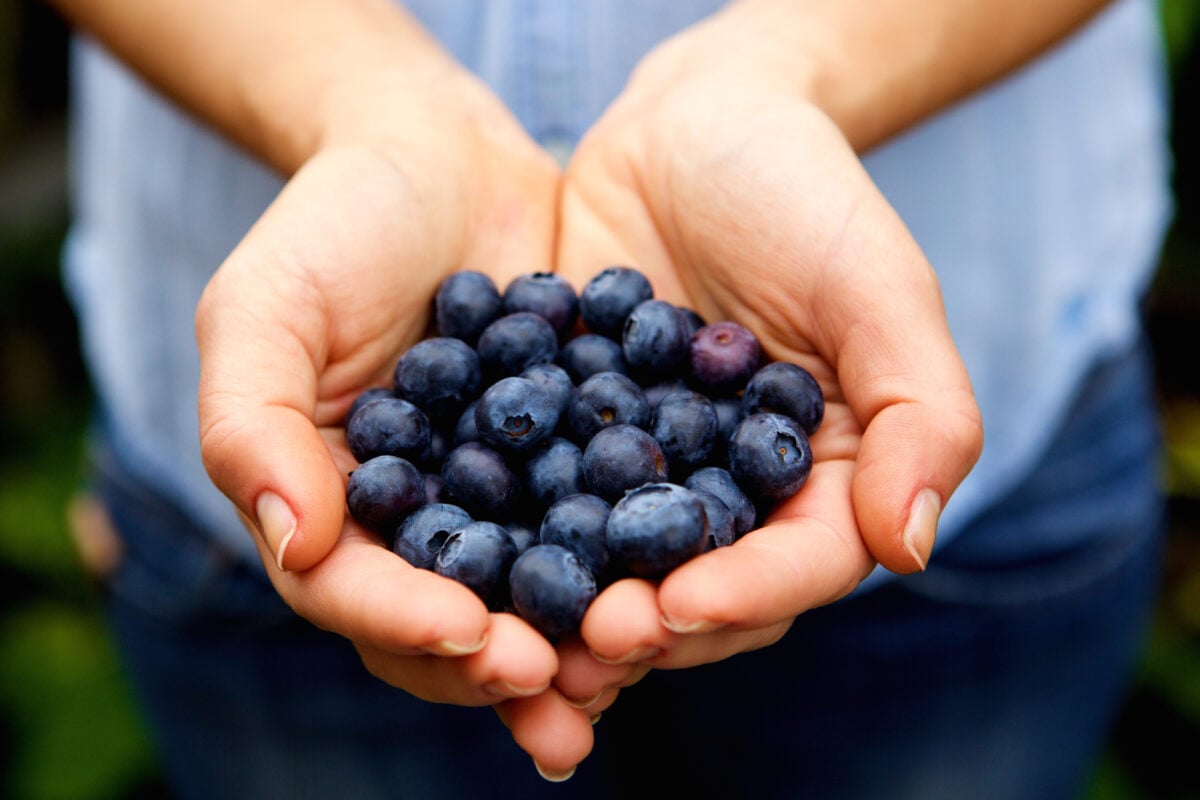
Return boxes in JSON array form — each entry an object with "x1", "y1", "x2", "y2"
[{"x1": 0, "y1": 602, "x2": 158, "y2": 800}]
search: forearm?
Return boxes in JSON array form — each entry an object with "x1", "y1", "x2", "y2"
[
  {"x1": 719, "y1": 0, "x2": 1114, "y2": 150},
  {"x1": 45, "y1": 0, "x2": 459, "y2": 173}
]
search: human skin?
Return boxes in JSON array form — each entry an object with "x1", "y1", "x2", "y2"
[{"x1": 48, "y1": 0, "x2": 1110, "y2": 780}]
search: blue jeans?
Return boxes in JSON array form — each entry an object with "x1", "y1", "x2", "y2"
[{"x1": 95, "y1": 342, "x2": 1166, "y2": 800}]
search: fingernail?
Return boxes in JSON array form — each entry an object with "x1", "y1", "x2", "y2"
[
  {"x1": 903, "y1": 488, "x2": 941, "y2": 571},
  {"x1": 660, "y1": 615, "x2": 724, "y2": 635},
  {"x1": 563, "y1": 690, "x2": 605, "y2": 709},
  {"x1": 255, "y1": 491, "x2": 296, "y2": 572},
  {"x1": 423, "y1": 634, "x2": 488, "y2": 656},
  {"x1": 483, "y1": 680, "x2": 548, "y2": 698},
  {"x1": 589, "y1": 645, "x2": 660, "y2": 665},
  {"x1": 590, "y1": 712, "x2": 602, "y2": 725},
  {"x1": 534, "y1": 761, "x2": 576, "y2": 783}
]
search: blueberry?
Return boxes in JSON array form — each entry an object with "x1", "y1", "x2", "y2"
[
  {"x1": 393, "y1": 337, "x2": 483, "y2": 424},
  {"x1": 508, "y1": 544, "x2": 597, "y2": 640},
  {"x1": 557, "y1": 333, "x2": 628, "y2": 383},
  {"x1": 694, "y1": 490, "x2": 736, "y2": 551},
  {"x1": 742, "y1": 361, "x2": 825, "y2": 436},
  {"x1": 642, "y1": 377, "x2": 689, "y2": 410},
  {"x1": 684, "y1": 466, "x2": 757, "y2": 538},
  {"x1": 440, "y1": 441, "x2": 522, "y2": 519},
  {"x1": 680, "y1": 307, "x2": 708, "y2": 338},
  {"x1": 435, "y1": 270, "x2": 503, "y2": 345},
  {"x1": 606, "y1": 483, "x2": 708, "y2": 579},
  {"x1": 423, "y1": 472, "x2": 449, "y2": 505},
  {"x1": 688, "y1": 321, "x2": 762, "y2": 396},
  {"x1": 346, "y1": 455, "x2": 426, "y2": 536},
  {"x1": 435, "y1": 520, "x2": 518, "y2": 607},
  {"x1": 582, "y1": 424, "x2": 669, "y2": 502},
  {"x1": 476, "y1": 311, "x2": 559, "y2": 379},
  {"x1": 566, "y1": 371, "x2": 650, "y2": 442},
  {"x1": 710, "y1": 396, "x2": 744, "y2": 463},
  {"x1": 502, "y1": 272, "x2": 580, "y2": 339},
  {"x1": 519, "y1": 363, "x2": 575, "y2": 419},
  {"x1": 649, "y1": 389, "x2": 718, "y2": 478},
  {"x1": 505, "y1": 521, "x2": 540, "y2": 556},
  {"x1": 727, "y1": 412, "x2": 814, "y2": 503},
  {"x1": 474, "y1": 376, "x2": 561, "y2": 454},
  {"x1": 394, "y1": 502, "x2": 473, "y2": 569},
  {"x1": 453, "y1": 400, "x2": 480, "y2": 445},
  {"x1": 346, "y1": 397, "x2": 432, "y2": 464},
  {"x1": 539, "y1": 493, "x2": 612, "y2": 579},
  {"x1": 346, "y1": 386, "x2": 393, "y2": 425},
  {"x1": 579, "y1": 266, "x2": 654, "y2": 340},
  {"x1": 523, "y1": 436, "x2": 586, "y2": 510},
  {"x1": 622, "y1": 299, "x2": 691, "y2": 378}
]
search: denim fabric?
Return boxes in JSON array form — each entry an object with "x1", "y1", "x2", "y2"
[{"x1": 95, "y1": 341, "x2": 1166, "y2": 800}]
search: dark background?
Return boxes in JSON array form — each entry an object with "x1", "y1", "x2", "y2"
[{"x1": 1, "y1": 2, "x2": 1198, "y2": 798}]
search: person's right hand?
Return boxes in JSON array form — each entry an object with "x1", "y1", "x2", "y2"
[{"x1": 193, "y1": 55, "x2": 603, "y2": 771}]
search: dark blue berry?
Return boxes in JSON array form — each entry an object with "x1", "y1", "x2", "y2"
[
  {"x1": 453, "y1": 400, "x2": 480, "y2": 445},
  {"x1": 435, "y1": 270, "x2": 503, "y2": 345},
  {"x1": 684, "y1": 466, "x2": 757, "y2": 537},
  {"x1": 394, "y1": 502, "x2": 473, "y2": 569},
  {"x1": 581, "y1": 424, "x2": 669, "y2": 502},
  {"x1": 727, "y1": 412, "x2": 814, "y2": 503},
  {"x1": 346, "y1": 386, "x2": 393, "y2": 425},
  {"x1": 642, "y1": 377, "x2": 689, "y2": 410},
  {"x1": 538, "y1": 493, "x2": 612, "y2": 579},
  {"x1": 622, "y1": 299, "x2": 690, "y2": 378},
  {"x1": 579, "y1": 266, "x2": 653, "y2": 340},
  {"x1": 606, "y1": 482, "x2": 708, "y2": 579},
  {"x1": 440, "y1": 441, "x2": 522, "y2": 519},
  {"x1": 566, "y1": 371, "x2": 650, "y2": 442},
  {"x1": 649, "y1": 389, "x2": 718, "y2": 478},
  {"x1": 695, "y1": 490, "x2": 736, "y2": 551},
  {"x1": 474, "y1": 376, "x2": 561, "y2": 454},
  {"x1": 505, "y1": 521, "x2": 539, "y2": 556},
  {"x1": 476, "y1": 311, "x2": 559, "y2": 379},
  {"x1": 346, "y1": 455, "x2": 426, "y2": 535},
  {"x1": 520, "y1": 363, "x2": 575, "y2": 419},
  {"x1": 508, "y1": 544, "x2": 597, "y2": 640},
  {"x1": 523, "y1": 436, "x2": 586, "y2": 510},
  {"x1": 435, "y1": 520, "x2": 518, "y2": 607},
  {"x1": 393, "y1": 337, "x2": 483, "y2": 424},
  {"x1": 688, "y1": 321, "x2": 762, "y2": 396},
  {"x1": 557, "y1": 333, "x2": 628, "y2": 383},
  {"x1": 502, "y1": 272, "x2": 579, "y2": 339},
  {"x1": 742, "y1": 361, "x2": 825, "y2": 436},
  {"x1": 346, "y1": 397, "x2": 432, "y2": 464}
]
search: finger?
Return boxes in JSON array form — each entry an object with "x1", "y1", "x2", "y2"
[
  {"x1": 196, "y1": 152, "x2": 439, "y2": 571},
  {"x1": 355, "y1": 613, "x2": 557, "y2": 705},
  {"x1": 553, "y1": 636, "x2": 650, "y2": 708},
  {"x1": 580, "y1": 575, "x2": 797, "y2": 671},
  {"x1": 494, "y1": 688, "x2": 596, "y2": 782},
  {"x1": 256, "y1": 519, "x2": 493, "y2": 658},
  {"x1": 657, "y1": 458, "x2": 872, "y2": 628}
]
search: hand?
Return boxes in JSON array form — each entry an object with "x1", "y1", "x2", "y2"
[
  {"x1": 553, "y1": 9, "x2": 983, "y2": 681},
  {"x1": 194, "y1": 63, "x2": 598, "y2": 769}
]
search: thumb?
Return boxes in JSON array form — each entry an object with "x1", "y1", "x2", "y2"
[
  {"x1": 196, "y1": 270, "x2": 347, "y2": 573},
  {"x1": 827, "y1": 260, "x2": 984, "y2": 575}
]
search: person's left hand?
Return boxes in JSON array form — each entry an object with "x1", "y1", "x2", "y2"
[{"x1": 548, "y1": 6, "x2": 984, "y2": 705}]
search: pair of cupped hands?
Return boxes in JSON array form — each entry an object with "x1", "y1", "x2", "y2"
[{"x1": 193, "y1": 13, "x2": 982, "y2": 780}]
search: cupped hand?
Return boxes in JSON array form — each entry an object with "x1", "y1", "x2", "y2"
[
  {"x1": 194, "y1": 65, "x2": 600, "y2": 770},
  {"x1": 553, "y1": 11, "x2": 984, "y2": 680}
]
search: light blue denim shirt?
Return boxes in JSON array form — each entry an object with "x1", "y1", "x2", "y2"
[{"x1": 64, "y1": 0, "x2": 1173, "y2": 580}]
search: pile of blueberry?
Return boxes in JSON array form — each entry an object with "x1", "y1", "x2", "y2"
[{"x1": 344, "y1": 267, "x2": 823, "y2": 641}]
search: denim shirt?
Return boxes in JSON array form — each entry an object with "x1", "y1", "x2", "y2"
[{"x1": 63, "y1": 0, "x2": 1172, "y2": 577}]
